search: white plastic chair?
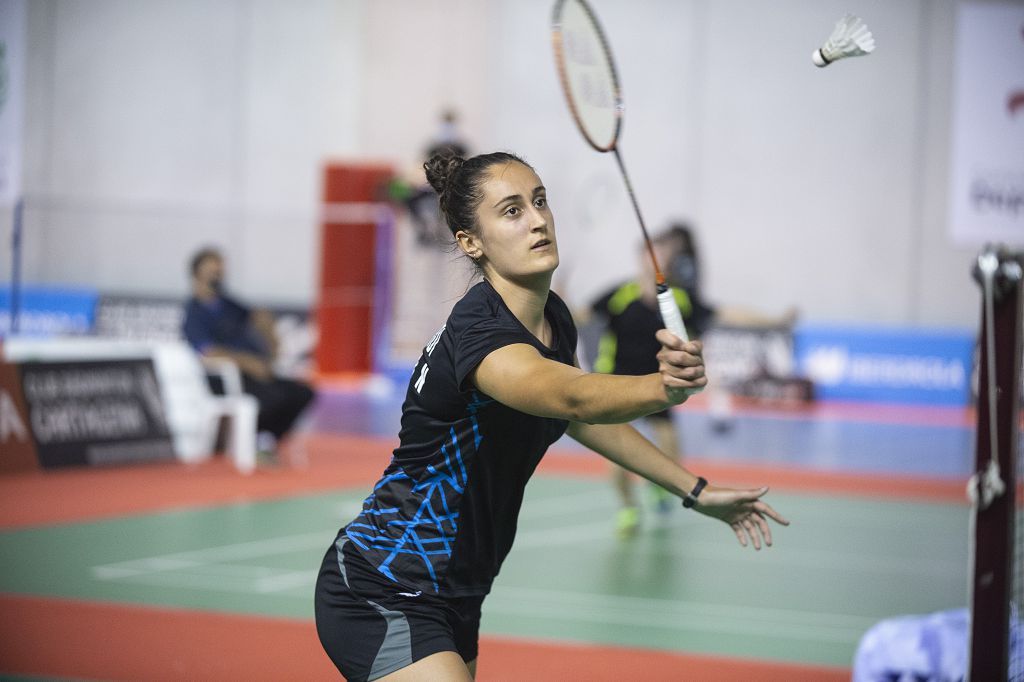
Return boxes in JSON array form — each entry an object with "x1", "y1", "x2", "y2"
[{"x1": 150, "y1": 342, "x2": 258, "y2": 474}]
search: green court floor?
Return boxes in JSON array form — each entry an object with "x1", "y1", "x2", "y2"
[{"x1": 0, "y1": 476, "x2": 968, "y2": 668}]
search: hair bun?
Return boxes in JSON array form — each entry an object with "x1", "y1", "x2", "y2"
[{"x1": 424, "y1": 153, "x2": 465, "y2": 197}]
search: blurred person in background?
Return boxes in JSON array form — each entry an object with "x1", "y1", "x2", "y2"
[
  {"x1": 588, "y1": 233, "x2": 692, "y2": 537},
  {"x1": 661, "y1": 222, "x2": 713, "y2": 339},
  {"x1": 663, "y1": 221, "x2": 799, "y2": 431},
  {"x1": 587, "y1": 223, "x2": 799, "y2": 535},
  {"x1": 183, "y1": 247, "x2": 315, "y2": 459},
  {"x1": 388, "y1": 108, "x2": 471, "y2": 246},
  {"x1": 661, "y1": 221, "x2": 797, "y2": 334}
]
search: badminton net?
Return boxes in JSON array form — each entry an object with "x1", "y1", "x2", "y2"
[{"x1": 968, "y1": 247, "x2": 1023, "y2": 681}]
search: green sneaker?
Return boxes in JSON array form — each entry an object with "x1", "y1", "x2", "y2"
[{"x1": 615, "y1": 506, "x2": 640, "y2": 538}]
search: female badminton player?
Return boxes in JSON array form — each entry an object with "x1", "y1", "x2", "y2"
[{"x1": 314, "y1": 151, "x2": 789, "y2": 681}]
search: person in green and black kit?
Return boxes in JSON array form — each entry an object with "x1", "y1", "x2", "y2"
[{"x1": 590, "y1": 233, "x2": 694, "y2": 537}]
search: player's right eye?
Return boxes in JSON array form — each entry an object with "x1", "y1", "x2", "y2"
[{"x1": 504, "y1": 206, "x2": 520, "y2": 217}]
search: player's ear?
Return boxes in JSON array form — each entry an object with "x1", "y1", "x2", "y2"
[{"x1": 455, "y1": 230, "x2": 483, "y2": 261}]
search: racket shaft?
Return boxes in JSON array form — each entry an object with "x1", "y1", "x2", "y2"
[{"x1": 657, "y1": 287, "x2": 703, "y2": 395}]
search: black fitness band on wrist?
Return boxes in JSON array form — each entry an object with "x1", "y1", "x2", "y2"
[{"x1": 682, "y1": 476, "x2": 708, "y2": 509}]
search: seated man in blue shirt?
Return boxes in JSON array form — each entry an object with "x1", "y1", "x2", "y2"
[{"x1": 182, "y1": 247, "x2": 315, "y2": 457}]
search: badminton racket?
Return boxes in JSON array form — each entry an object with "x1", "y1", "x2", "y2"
[{"x1": 551, "y1": 0, "x2": 701, "y2": 394}]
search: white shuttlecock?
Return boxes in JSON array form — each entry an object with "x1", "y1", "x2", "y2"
[{"x1": 812, "y1": 14, "x2": 875, "y2": 67}]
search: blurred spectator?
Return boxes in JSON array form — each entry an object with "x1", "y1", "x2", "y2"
[
  {"x1": 424, "y1": 108, "x2": 470, "y2": 161},
  {"x1": 662, "y1": 221, "x2": 799, "y2": 429},
  {"x1": 588, "y1": 235, "x2": 690, "y2": 536},
  {"x1": 389, "y1": 108, "x2": 471, "y2": 246},
  {"x1": 662, "y1": 221, "x2": 798, "y2": 333},
  {"x1": 182, "y1": 247, "x2": 315, "y2": 459}
]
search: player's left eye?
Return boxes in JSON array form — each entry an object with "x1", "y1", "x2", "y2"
[{"x1": 534, "y1": 197, "x2": 547, "y2": 209}]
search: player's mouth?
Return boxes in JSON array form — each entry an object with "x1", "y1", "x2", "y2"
[{"x1": 531, "y1": 239, "x2": 552, "y2": 251}]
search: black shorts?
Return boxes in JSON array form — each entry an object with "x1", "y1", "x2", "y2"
[{"x1": 314, "y1": 537, "x2": 484, "y2": 681}]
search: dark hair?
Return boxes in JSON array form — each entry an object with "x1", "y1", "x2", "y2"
[
  {"x1": 424, "y1": 151, "x2": 531, "y2": 237},
  {"x1": 659, "y1": 221, "x2": 702, "y2": 294},
  {"x1": 665, "y1": 221, "x2": 697, "y2": 258},
  {"x1": 189, "y1": 247, "x2": 222, "y2": 277}
]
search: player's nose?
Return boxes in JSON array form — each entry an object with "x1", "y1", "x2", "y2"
[{"x1": 528, "y1": 209, "x2": 548, "y2": 232}]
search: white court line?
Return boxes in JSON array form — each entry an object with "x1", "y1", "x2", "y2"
[
  {"x1": 95, "y1": 567, "x2": 319, "y2": 595},
  {"x1": 492, "y1": 585, "x2": 877, "y2": 630},
  {"x1": 335, "y1": 500, "x2": 365, "y2": 519},
  {"x1": 484, "y1": 588, "x2": 872, "y2": 644},
  {"x1": 648, "y1": 530, "x2": 961, "y2": 577},
  {"x1": 332, "y1": 490, "x2": 605, "y2": 526},
  {"x1": 86, "y1": 492, "x2": 608, "y2": 594},
  {"x1": 90, "y1": 490, "x2": 603, "y2": 583},
  {"x1": 93, "y1": 492, "x2": 956, "y2": 591},
  {"x1": 101, "y1": 571, "x2": 285, "y2": 594},
  {"x1": 673, "y1": 540, "x2": 964, "y2": 577},
  {"x1": 91, "y1": 530, "x2": 337, "y2": 580},
  {"x1": 254, "y1": 570, "x2": 320, "y2": 593},
  {"x1": 80, "y1": 497, "x2": 926, "y2": 647},
  {"x1": 94, "y1": 562, "x2": 281, "y2": 580},
  {"x1": 513, "y1": 520, "x2": 618, "y2": 550},
  {"x1": 517, "y1": 490, "x2": 612, "y2": 520},
  {"x1": 89, "y1": 482, "x2": 957, "y2": 604},
  {"x1": 510, "y1": 517, "x2": 960, "y2": 578},
  {"x1": 331, "y1": 488, "x2": 605, "y2": 524}
]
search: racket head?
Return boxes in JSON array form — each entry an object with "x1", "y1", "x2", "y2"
[{"x1": 551, "y1": 0, "x2": 623, "y2": 153}]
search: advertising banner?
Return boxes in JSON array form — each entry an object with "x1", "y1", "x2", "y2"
[
  {"x1": 795, "y1": 326, "x2": 974, "y2": 406},
  {"x1": 18, "y1": 359, "x2": 175, "y2": 468},
  {"x1": 94, "y1": 295, "x2": 185, "y2": 341},
  {"x1": 0, "y1": 360, "x2": 37, "y2": 472},
  {"x1": 0, "y1": 286, "x2": 99, "y2": 337},
  {"x1": 702, "y1": 325, "x2": 796, "y2": 386},
  {"x1": 948, "y1": 2, "x2": 1024, "y2": 245}
]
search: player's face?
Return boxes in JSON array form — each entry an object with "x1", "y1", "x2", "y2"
[
  {"x1": 195, "y1": 255, "x2": 225, "y2": 291},
  {"x1": 464, "y1": 162, "x2": 558, "y2": 284}
]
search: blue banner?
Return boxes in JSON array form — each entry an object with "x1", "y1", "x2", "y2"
[
  {"x1": 0, "y1": 286, "x2": 99, "y2": 337},
  {"x1": 794, "y1": 325, "x2": 975, "y2": 406}
]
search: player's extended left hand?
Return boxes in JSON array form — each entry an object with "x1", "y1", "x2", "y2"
[{"x1": 694, "y1": 485, "x2": 790, "y2": 550}]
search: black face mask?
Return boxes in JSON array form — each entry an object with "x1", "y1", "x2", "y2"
[
  {"x1": 669, "y1": 253, "x2": 697, "y2": 291},
  {"x1": 208, "y1": 278, "x2": 224, "y2": 294}
]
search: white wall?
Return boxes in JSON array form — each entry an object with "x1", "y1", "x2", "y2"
[
  {"x1": 359, "y1": 0, "x2": 491, "y2": 163},
  {"x1": 487, "y1": 0, "x2": 980, "y2": 328},
  {"x1": 10, "y1": 0, "x2": 363, "y2": 304},
  {"x1": 2, "y1": 0, "x2": 988, "y2": 327}
]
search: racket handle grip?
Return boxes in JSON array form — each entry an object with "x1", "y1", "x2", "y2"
[
  {"x1": 657, "y1": 285, "x2": 703, "y2": 396},
  {"x1": 657, "y1": 285, "x2": 689, "y2": 342}
]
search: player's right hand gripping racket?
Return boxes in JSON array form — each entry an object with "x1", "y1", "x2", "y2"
[{"x1": 551, "y1": 0, "x2": 702, "y2": 395}]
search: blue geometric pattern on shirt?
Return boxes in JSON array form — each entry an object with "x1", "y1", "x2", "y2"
[
  {"x1": 466, "y1": 391, "x2": 492, "y2": 447},
  {"x1": 345, "y1": 415, "x2": 483, "y2": 592}
]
